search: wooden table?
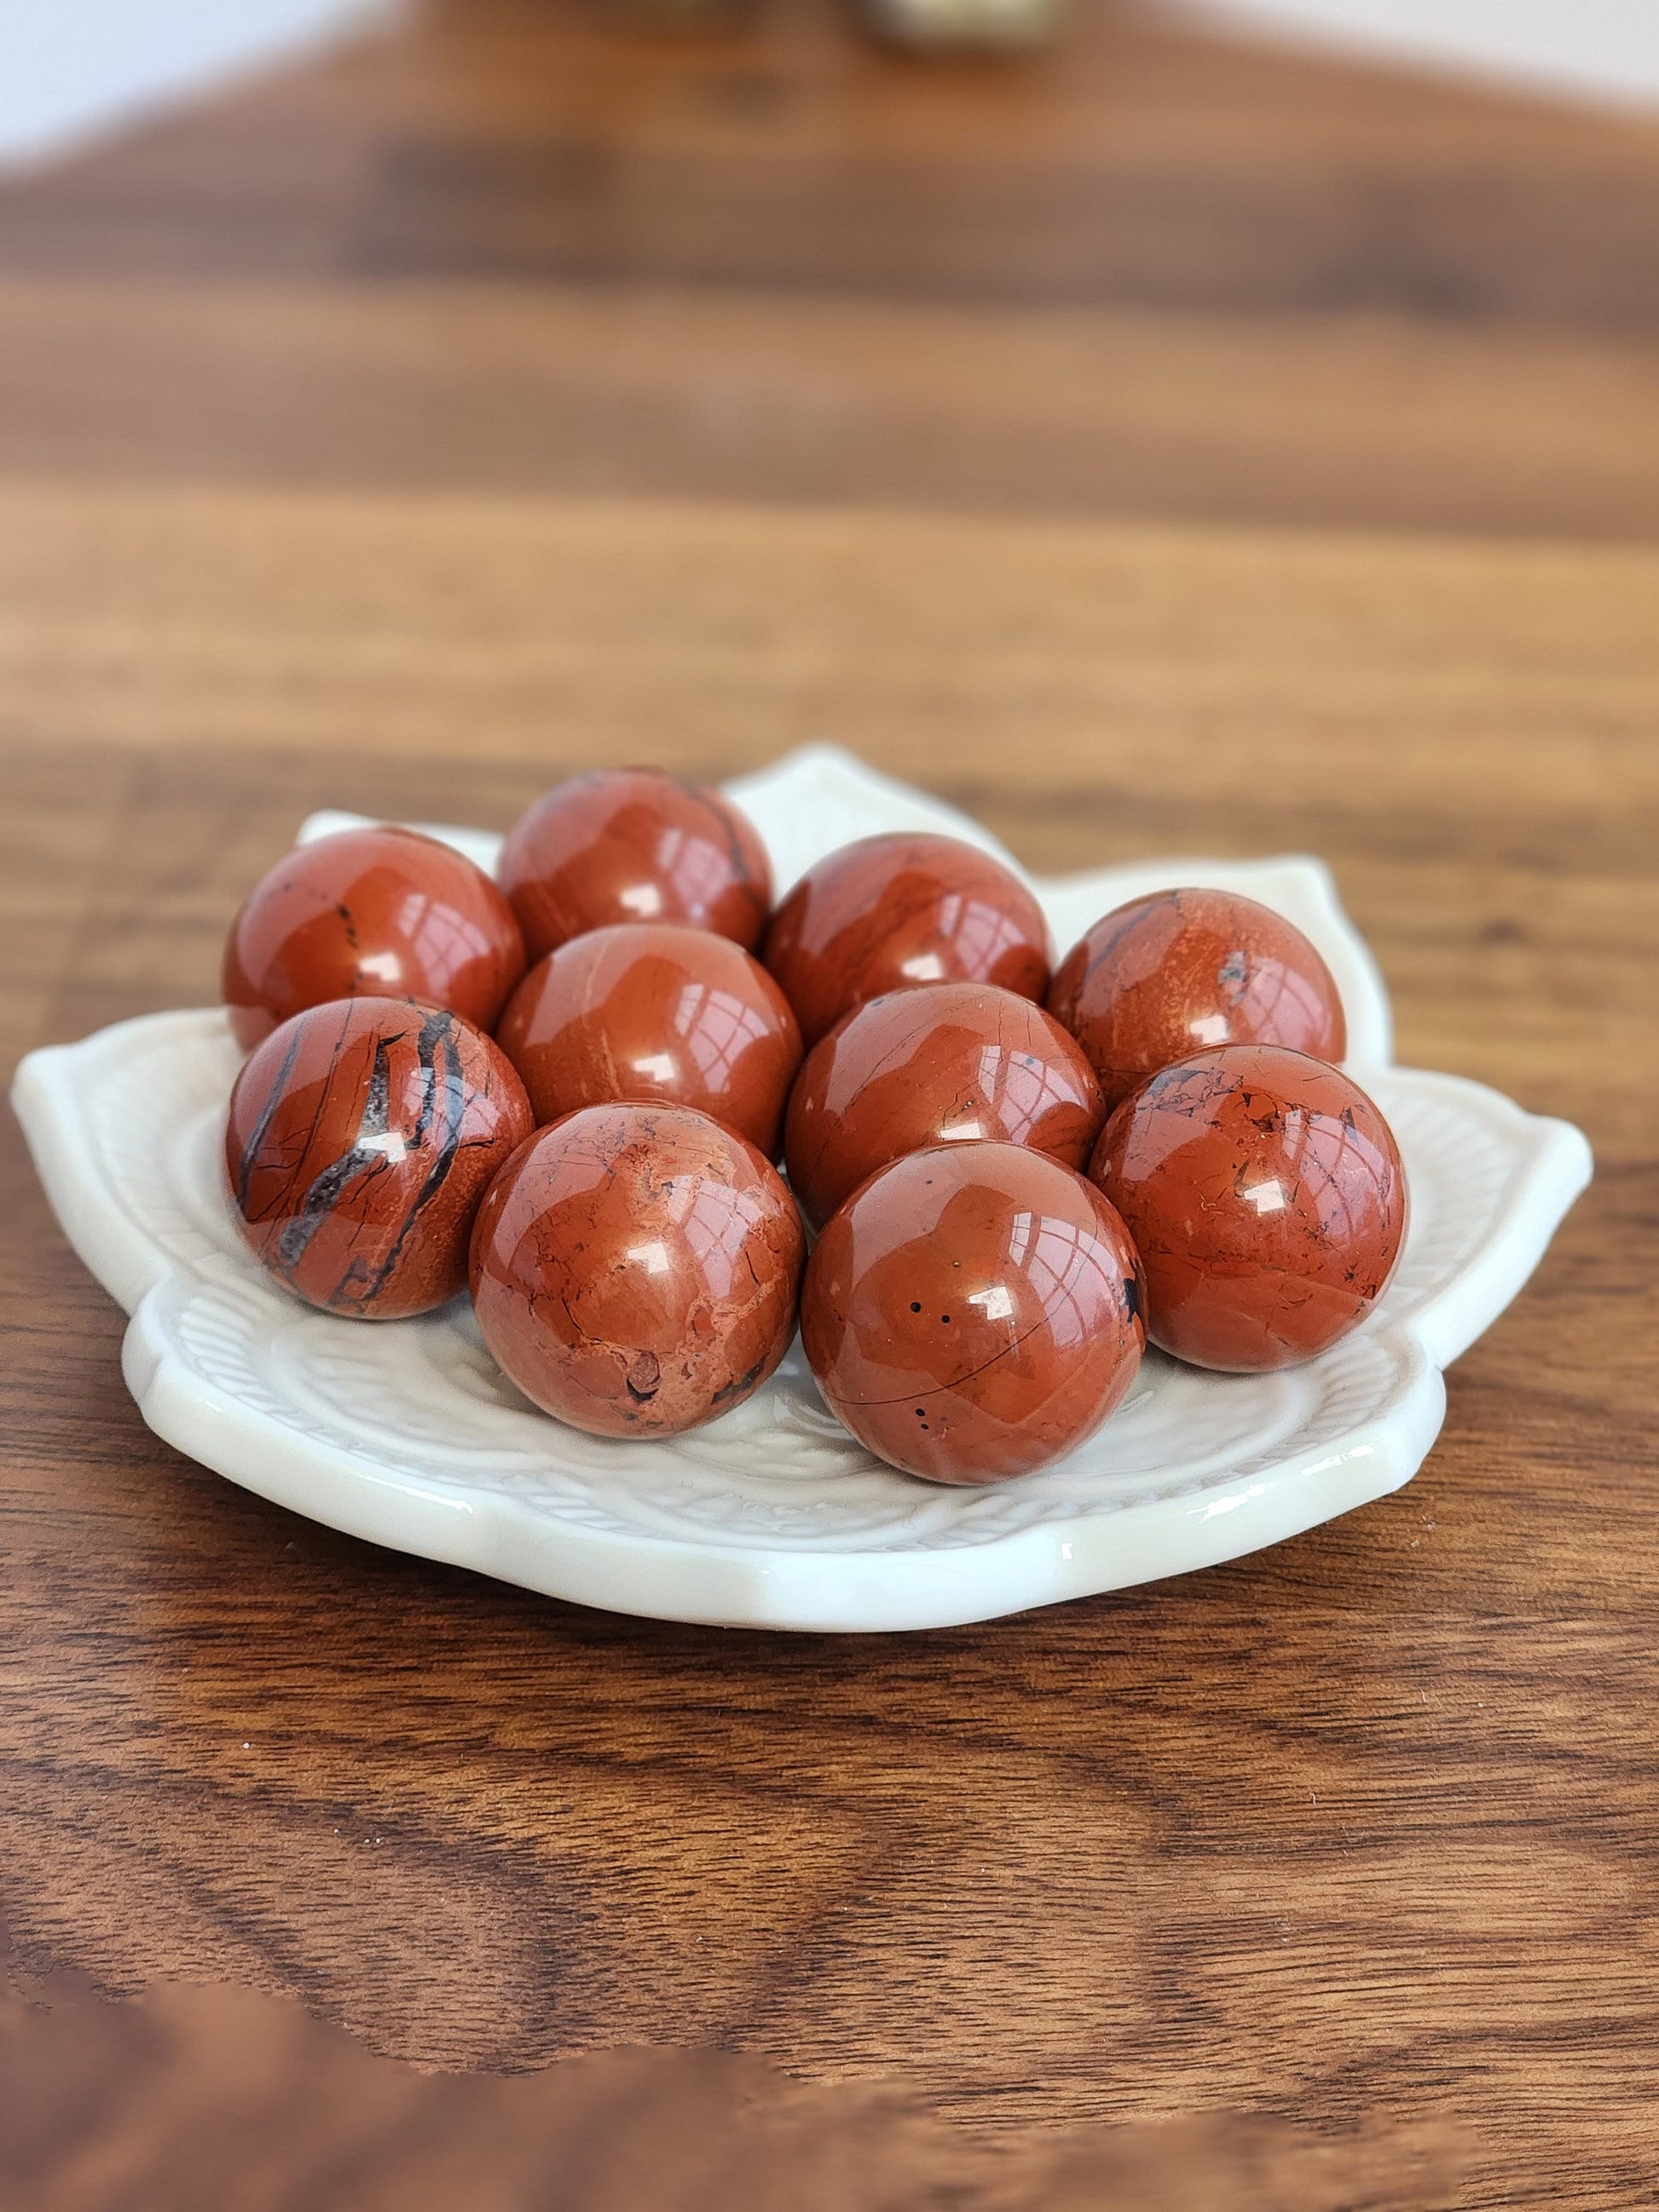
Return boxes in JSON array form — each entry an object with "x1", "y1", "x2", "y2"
[{"x1": 2, "y1": 3, "x2": 1656, "y2": 2202}]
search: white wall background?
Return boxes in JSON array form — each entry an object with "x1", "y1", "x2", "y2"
[
  {"x1": 1194, "y1": 0, "x2": 1659, "y2": 107},
  {"x1": 0, "y1": 0, "x2": 389, "y2": 166}
]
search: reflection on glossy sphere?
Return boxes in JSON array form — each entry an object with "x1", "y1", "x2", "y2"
[
  {"x1": 497, "y1": 769, "x2": 772, "y2": 964},
  {"x1": 784, "y1": 981, "x2": 1104, "y2": 1230},
  {"x1": 225, "y1": 997, "x2": 533, "y2": 1319},
  {"x1": 496, "y1": 923, "x2": 802, "y2": 1157},
  {"x1": 763, "y1": 832, "x2": 1050, "y2": 1048},
  {"x1": 469, "y1": 1103, "x2": 805, "y2": 1437},
  {"x1": 1047, "y1": 887, "x2": 1346, "y2": 1112},
  {"x1": 801, "y1": 1141, "x2": 1144, "y2": 1484},
  {"x1": 1090, "y1": 1043, "x2": 1406, "y2": 1372},
  {"x1": 223, "y1": 826, "x2": 527, "y2": 1052}
]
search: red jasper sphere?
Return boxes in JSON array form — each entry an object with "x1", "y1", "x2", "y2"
[
  {"x1": 801, "y1": 1141, "x2": 1145, "y2": 1485},
  {"x1": 497, "y1": 769, "x2": 772, "y2": 965},
  {"x1": 784, "y1": 982, "x2": 1105, "y2": 1232},
  {"x1": 223, "y1": 825, "x2": 526, "y2": 1054},
  {"x1": 469, "y1": 1103, "x2": 805, "y2": 1439},
  {"x1": 763, "y1": 833, "x2": 1050, "y2": 1049},
  {"x1": 225, "y1": 997, "x2": 533, "y2": 1320},
  {"x1": 496, "y1": 923, "x2": 801, "y2": 1159},
  {"x1": 1090, "y1": 1043, "x2": 1407, "y2": 1372},
  {"x1": 1047, "y1": 887, "x2": 1346, "y2": 1112}
]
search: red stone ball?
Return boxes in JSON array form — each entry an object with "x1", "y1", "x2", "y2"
[
  {"x1": 801, "y1": 1141, "x2": 1145, "y2": 1486},
  {"x1": 223, "y1": 825, "x2": 527, "y2": 1054},
  {"x1": 225, "y1": 997, "x2": 534, "y2": 1320},
  {"x1": 784, "y1": 982, "x2": 1106, "y2": 1233},
  {"x1": 469, "y1": 1103, "x2": 806, "y2": 1439},
  {"x1": 762, "y1": 832, "x2": 1051, "y2": 1049},
  {"x1": 1090, "y1": 1042, "x2": 1407, "y2": 1372},
  {"x1": 496, "y1": 923, "x2": 802, "y2": 1159},
  {"x1": 1046, "y1": 887, "x2": 1346, "y2": 1113},
  {"x1": 496, "y1": 769, "x2": 772, "y2": 965}
]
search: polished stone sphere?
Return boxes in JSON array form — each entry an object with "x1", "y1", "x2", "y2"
[
  {"x1": 223, "y1": 825, "x2": 527, "y2": 1052},
  {"x1": 496, "y1": 923, "x2": 801, "y2": 1158},
  {"x1": 469, "y1": 1102, "x2": 805, "y2": 1438},
  {"x1": 1090, "y1": 1042, "x2": 1406, "y2": 1371},
  {"x1": 801, "y1": 1141, "x2": 1144, "y2": 1484},
  {"x1": 497, "y1": 769, "x2": 772, "y2": 965},
  {"x1": 763, "y1": 832, "x2": 1050, "y2": 1048},
  {"x1": 1047, "y1": 887, "x2": 1346, "y2": 1112},
  {"x1": 783, "y1": 981, "x2": 1104, "y2": 1231},
  {"x1": 225, "y1": 996, "x2": 533, "y2": 1319}
]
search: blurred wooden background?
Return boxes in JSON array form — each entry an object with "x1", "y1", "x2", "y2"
[{"x1": 1, "y1": 3, "x2": 1656, "y2": 2205}]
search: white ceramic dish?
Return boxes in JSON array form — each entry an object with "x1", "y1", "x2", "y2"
[{"x1": 11, "y1": 748, "x2": 1591, "y2": 1632}]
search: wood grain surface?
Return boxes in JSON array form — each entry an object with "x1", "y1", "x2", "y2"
[
  {"x1": 0, "y1": 1965, "x2": 1469, "y2": 2212},
  {"x1": 1, "y1": 3, "x2": 1656, "y2": 2205}
]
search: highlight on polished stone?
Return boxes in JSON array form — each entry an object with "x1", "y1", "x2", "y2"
[
  {"x1": 800, "y1": 1141, "x2": 1145, "y2": 1484},
  {"x1": 497, "y1": 768, "x2": 772, "y2": 964},
  {"x1": 225, "y1": 996, "x2": 534, "y2": 1320},
  {"x1": 784, "y1": 980, "x2": 1105, "y2": 1231},
  {"x1": 1090, "y1": 1042, "x2": 1407, "y2": 1372},
  {"x1": 497, "y1": 922, "x2": 802, "y2": 1158},
  {"x1": 223, "y1": 825, "x2": 527, "y2": 1052},
  {"x1": 763, "y1": 831, "x2": 1051, "y2": 1048},
  {"x1": 469, "y1": 1102, "x2": 805, "y2": 1439},
  {"x1": 1047, "y1": 887, "x2": 1347, "y2": 1112}
]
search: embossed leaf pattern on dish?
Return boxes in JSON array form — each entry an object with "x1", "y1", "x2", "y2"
[{"x1": 13, "y1": 748, "x2": 1590, "y2": 1630}]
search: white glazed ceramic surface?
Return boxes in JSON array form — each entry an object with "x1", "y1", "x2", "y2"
[{"x1": 12, "y1": 748, "x2": 1591, "y2": 1632}]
